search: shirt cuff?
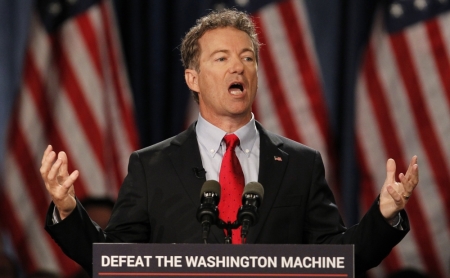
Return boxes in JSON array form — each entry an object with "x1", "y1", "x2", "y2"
[
  {"x1": 52, "y1": 206, "x2": 62, "y2": 224},
  {"x1": 390, "y1": 212, "x2": 403, "y2": 230}
]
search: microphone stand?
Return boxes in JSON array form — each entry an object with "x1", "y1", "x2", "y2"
[{"x1": 217, "y1": 220, "x2": 241, "y2": 244}]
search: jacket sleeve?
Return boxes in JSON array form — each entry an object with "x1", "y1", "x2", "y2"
[
  {"x1": 302, "y1": 150, "x2": 409, "y2": 275},
  {"x1": 44, "y1": 151, "x2": 151, "y2": 275}
]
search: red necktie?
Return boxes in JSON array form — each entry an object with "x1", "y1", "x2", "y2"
[{"x1": 219, "y1": 134, "x2": 244, "y2": 244}]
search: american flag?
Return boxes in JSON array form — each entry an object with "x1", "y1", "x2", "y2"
[
  {"x1": 356, "y1": 0, "x2": 450, "y2": 277},
  {"x1": 0, "y1": 0, "x2": 138, "y2": 276},
  {"x1": 251, "y1": 0, "x2": 337, "y2": 193}
]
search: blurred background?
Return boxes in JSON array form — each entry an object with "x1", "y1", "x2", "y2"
[{"x1": 0, "y1": 0, "x2": 448, "y2": 277}]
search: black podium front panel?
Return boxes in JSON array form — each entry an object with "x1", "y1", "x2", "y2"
[{"x1": 93, "y1": 243, "x2": 354, "y2": 277}]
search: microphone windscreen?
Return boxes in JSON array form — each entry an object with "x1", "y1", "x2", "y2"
[
  {"x1": 243, "y1": 182, "x2": 264, "y2": 202},
  {"x1": 199, "y1": 180, "x2": 221, "y2": 198}
]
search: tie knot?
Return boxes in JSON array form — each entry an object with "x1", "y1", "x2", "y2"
[{"x1": 223, "y1": 134, "x2": 240, "y2": 149}]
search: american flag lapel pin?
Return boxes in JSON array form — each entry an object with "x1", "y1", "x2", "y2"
[{"x1": 274, "y1": 156, "x2": 282, "y2": 161}]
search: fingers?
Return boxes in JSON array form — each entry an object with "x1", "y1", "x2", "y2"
[
  {"x1": 57, "y1": 151, "x2": 70, "y2": 182},
  {"x1": 40, "y1": 146, "x2": 57, "y2": 182},
  {"x1": 399, "y1": 156, "x2": 419, "y2": 196},
  {"x1": 63, "y1": 170, "x2": 79, "y2": 189},
  {"x1": 387, "y1": 185, "x2": 403, "y2": 205},
  {"x1": 403, "y1": 156, "x2": 418, "y2": 179},
  {"x1": 41, "y1": 145, "x2": 53, "y2": 164},
  {"x1": 47, "y1": 158, "x2": 62, "y2": 183},
  {"x1": 40, "y1": 146, "x2": 75, "y2": 191}
]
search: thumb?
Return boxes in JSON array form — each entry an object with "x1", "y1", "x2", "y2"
[{"x1": 385, "y1": 158, "x2": 396, "y2": 185}]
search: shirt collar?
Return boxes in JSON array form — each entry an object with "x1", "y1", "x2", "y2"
[{"x1": 196, "y1": 113, "x2": 258, "y2": 158}]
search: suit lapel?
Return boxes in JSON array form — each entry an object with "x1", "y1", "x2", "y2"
[
  {"x1": 168, "y1": 123, "x2": 205, "y2": 206},
  {"x1": 246, "y1": 122, "x2": 289, "y2": 243},
  {"x1": 167, "y1": 121, "x2": 288, "y2": 244},
  {"x1": 167, "y1": 122, "x2": 224, "y2": 242}
]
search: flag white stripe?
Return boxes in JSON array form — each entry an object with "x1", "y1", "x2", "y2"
[
  {"x1": 357, "y1": 12, "x2": 424, "y2": 273},
  {"x1": 28, "y1": 25, "x2": 108, "y2": 196},
  {"x1": 379, "y1": 30, "x2": 450, "y2": 274},
  {"x1": 18, "y1": 86, "x2": 51, "y2": 204},
  {"x1": 103, "y1": 1, "x2": 136, "y2": 110},
  {"x1": 259, "y1": 5, "x2": 328, "y2": 161},
  {"x1": 101, "y1": 6, "x2": 137, "y2": 180},
  {"x1": 3, "y1": 1, "x2": 139, "y2": 275},
  {"x1": 4, "y1": 154, "x2": 60, "y2": 273},
  {"x1": 357, "y1": 11, "x2": 450, "y2": 275},
  {"x1": 439, "y1": 12, "x2": 450, "y2": 57},
  {"x1": 27, "y1": 15, "x2": 51, "y2": 80},
  {"x1": 356, "y1": 63, "x2": 425, "y2": 272},
  {"x1": 55, "y1": 88, "x2": 107, "y2": 196},
  {"x1": 406, "y1": 22, "x2": 450, "y2": 174},
  {"x1": 62, "y1": 18, "x2": 106, "y2": 130},
  {"x1": 387, "y1": 32, "x2": 449, "y2": 276},
  {"x1": 100, "y1": 1, "x2": 138, "y2": 181},
  {"x1": 255, "y1": 62, "x2": 284, "y2": 135},
  {"x1": 372, "y1": 22, "x2": 433, "y2": 271},
  {"x1": 292, "y1": 0, "x2": 322, "y2": 74}
]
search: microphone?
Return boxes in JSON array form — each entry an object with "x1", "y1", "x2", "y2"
[
  {"x1": 193, "y1": 167, "x2": 206, "y2": 179},
  {"x1": 196, "y1": 180, "x2": 221, "y2": 243},
  {"x1": 237, "y1": 182, "x2": 264, "y2": 243}
]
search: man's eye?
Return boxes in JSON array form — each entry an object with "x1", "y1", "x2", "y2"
[
  {"x1": 216, "y1": 57, "x2": 226, "y2": 62},
  {"x1": 243, "y1": 57, "x2": 254, "y2": 62}
]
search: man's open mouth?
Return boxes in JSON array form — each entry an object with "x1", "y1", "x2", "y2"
[{"x1": 229, "y1": 82, "x2": 244, "y2": 95}]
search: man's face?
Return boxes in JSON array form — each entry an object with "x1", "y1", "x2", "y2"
[{"x1": 186, "y1": 27, "x2": 258, "y2": 125}]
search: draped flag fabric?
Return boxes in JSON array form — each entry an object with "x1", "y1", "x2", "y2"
[
  {"x1": 356, "y1": 1, "x2": 450, "y2": 277},
  {"x1": 0, "y1": 0, "x2": 138, "y2": 275},
  {"x1": 251, "y1": 0, "x2": 336, "y2": 191}
]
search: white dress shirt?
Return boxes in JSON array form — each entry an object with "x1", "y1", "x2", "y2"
[{"x1": 195, "y1": 113, "x2": 260, "y2": 185}]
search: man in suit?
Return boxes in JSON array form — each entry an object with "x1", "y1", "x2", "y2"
[{"x1": 41, "y1": 9, "x2": 419, "y2": 277}]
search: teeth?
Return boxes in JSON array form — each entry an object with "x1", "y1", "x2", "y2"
[
  {"x1": 229, "y1": 89, "x2": 243, "y2": 95},
  {"x1": 229, "y1": 82, "x2": 244, "y2": 93}
]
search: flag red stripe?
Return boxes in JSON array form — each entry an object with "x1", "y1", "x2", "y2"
[
  {"x1": 355, "y1": 140, "x2": 401, "y2": 274},
  {"x1": 100, "y1": 1, "x2": 139, "y2": 191},
  {"x1": 277, "y1": 0, "x2": 331, "y2": 142},
  {"x1": 9, "y1": 122, "x2": 49, "y2": 220},
  {"x1": 4, "y1": 4, "x2": 138, "y2": 275},
  {"x1": 252, "y1": 15, "x2": 303, "y2": 143},
  {"x1": 53, "y1": 37, "x2": 107, "y2": 171},
  {"x1": 75, "y1": 11, "x2": 124, "y2": 190},
  {"x1": 0, "y1": 181, "x2": 37, "y2": 273},
  {"x1": 425, "y1": 19, "x2": 450, "y2": 115},
  {"x1": 74, "y1": 5, "x2": 128, "y2": 192},
  {"x1": 363, "y1": 44, "x2": 443, "y2": 277},
  {"x1": 103, "y1": 106, "x2": 122, "y2": 193},
  {"x1": 110, "y1": 132, "x2": 123, "y2": 192},
  {"x1": 76, "y1": 12, "x2": 103, "y2": 81},
  {"x1": 100, "y1": 2, "x2": 139, "y2": 149},
  {"x1": 389, "y1": 32, "x2": 450, "y2": 221},
  {"x1": 8, "y1": 123, "x2": 80, "y2": 275},
  {"x1": 276, "y1": 0, "x2": 339, "y2": 196},
  {"x1": 23, "y1": 50, "x2": 88, "y2": 199}
]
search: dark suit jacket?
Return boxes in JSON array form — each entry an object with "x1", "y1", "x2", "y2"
[{"x1": 45, "y1": 122, "x2": 409, "y2": 276}]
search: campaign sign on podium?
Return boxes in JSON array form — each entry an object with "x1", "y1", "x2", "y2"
[{"x1": 93, "y1": 243, "x2": 354, "y2": 277}]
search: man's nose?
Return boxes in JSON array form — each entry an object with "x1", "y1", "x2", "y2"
[{"x1": 229, "y1": 57, "x2": 244, "y2": 74}]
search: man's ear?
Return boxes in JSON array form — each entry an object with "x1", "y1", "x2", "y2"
[{"x1": 185, "y1": 69, "x2": 199, "y2": 93}]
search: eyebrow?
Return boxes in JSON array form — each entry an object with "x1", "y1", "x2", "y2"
[{"x1": 209, "y1": 48, "x2": 255, "y2": 58}]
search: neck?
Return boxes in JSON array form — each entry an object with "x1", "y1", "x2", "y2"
[{"x1": 200, "y1": 113, "x2": 251, "y2": 133}]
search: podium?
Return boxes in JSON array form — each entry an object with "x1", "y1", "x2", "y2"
[{"x1": 93, "y1": 243, "x2": 354, "y2": 277}]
